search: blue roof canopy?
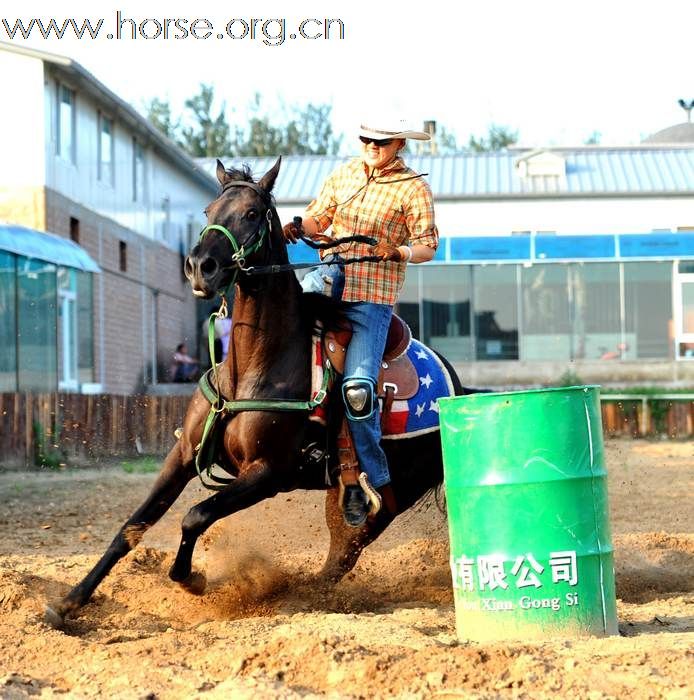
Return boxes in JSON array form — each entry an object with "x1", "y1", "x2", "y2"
[{"x1": 0, "y1": 224, "x2": 101, "y2": 272}]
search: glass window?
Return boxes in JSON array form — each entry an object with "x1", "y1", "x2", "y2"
[
  {"x1": 624, "y1": 262, "x2": 672, "y2": 359},
  {"x1": 421, "y1": 265, "x2": 473, "y2": 362},
  {"x1": 17, "y1": 258, "x2": 57, "y2": 392},
  {"x1": 473, "y1": 265, "x2": 518, "y2": 360},
  {"x1": 520, "y1": 264, "x2": 571, "y2": 360},
  {"x1": 569, "y1": 263, "x2": 620, "y2": 360},
  {"x1": 76, "y1": 271, "x2": 94, "y2": 383},
  {"x1": 58, "y1": 268, "x2": 78, "y2": 390},
  {"x1": 0, "y1": 252, "x2": 17, "y2": 391},
  {"x1": 133, "y1": 139, "x2": 145, "y2": 202},
  {"x1": 98, "y1": 114, "x2": 114, "y2": 184},
  {"x1": 57, "y1": 84, "x2": 75, "y2": 162},
  {"x1": 394, "y1": 266, "x2": 420, "y2": 340}
]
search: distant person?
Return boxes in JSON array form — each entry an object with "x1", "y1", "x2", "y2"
[
  {"x1": 170, "y1": 343, "x2": 199, "y2": 382},
  {"x1": 601, "y1": 342, "x2": 628, "y2": 360}
]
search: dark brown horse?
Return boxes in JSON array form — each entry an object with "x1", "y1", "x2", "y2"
[{"x1": 47, "y1": 158, "x2": 465, "y2": 626}]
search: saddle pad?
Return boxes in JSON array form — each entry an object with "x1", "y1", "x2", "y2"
[{"x1": 380, "y1": 339, "x2": 456, "y2": 439}]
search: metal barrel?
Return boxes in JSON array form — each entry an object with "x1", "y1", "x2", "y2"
[{"x1": 439, "y1": 385, "x2": 618, "y2": 642}]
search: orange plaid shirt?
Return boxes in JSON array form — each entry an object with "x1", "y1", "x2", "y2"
[{"x1": 305, "y1": 156, "x2": 438, "y2": 305}]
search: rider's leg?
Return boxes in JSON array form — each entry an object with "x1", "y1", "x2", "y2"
[{"x1": 340, "y1": 301, "x2": 393, "y2": 525}]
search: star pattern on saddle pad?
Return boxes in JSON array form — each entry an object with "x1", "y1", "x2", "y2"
[{"x1": 380, "y1": 339, "x2": 455, "y2": 438}]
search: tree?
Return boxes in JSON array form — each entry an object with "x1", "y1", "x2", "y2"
[
  {"x1": 232, "y1": 94, "x2": 342, "y2": 156},
  {"x1": 178, "y1": 84, "x2": 233, "y2": 158},
  {"x1": 584, "y1": 131, "x2": 602, "y2": 145},
  {"x1": 145, "y1": 97, "x2": 180, "y2": 141},
  {"x1": 468, "y1": 124, "x2": 518, "y2": 152}
]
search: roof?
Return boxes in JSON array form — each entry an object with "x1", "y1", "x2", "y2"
[
  {"x1": 0, "y1": 224, "x2": 101, "y2": 272},
  {"x1": 643, "y1": 122, "x2": 694, "y2": 144},
  {"x1": 0, "y1": 41, "x2": 217, "y2": 195},
  {"x1": 198, "y1": 146, "x2": 694, "y2": 201}
]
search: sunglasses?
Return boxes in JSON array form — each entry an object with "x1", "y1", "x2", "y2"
[{"x1": 359, "y1": 136, "x2": 395, "y2": 147}]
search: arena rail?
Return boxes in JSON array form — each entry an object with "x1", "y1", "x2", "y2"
[{"x1": 0, "y1": 391, "x2": 691, "y2": 467}]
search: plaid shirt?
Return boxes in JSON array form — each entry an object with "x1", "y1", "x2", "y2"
[{"x1": 305, "y1": 156, "x2": 438, "y2": 305}]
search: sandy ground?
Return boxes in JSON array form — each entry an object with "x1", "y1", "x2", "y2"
[{"x1": 0, "y1": 438, "x2": 692, "y2": 699}]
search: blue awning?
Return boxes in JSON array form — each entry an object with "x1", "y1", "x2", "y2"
[{"x1": 0, "y1": 224, "x2": 101, "y2": 272}]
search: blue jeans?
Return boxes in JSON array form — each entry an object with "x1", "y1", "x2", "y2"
[{"x1": 303, "y1": 261, "x2": 393, "y2": 489}]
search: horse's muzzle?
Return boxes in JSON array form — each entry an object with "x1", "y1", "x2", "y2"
[{"x1": 184, "y1": 253, "x2": 220, "y2": 298}]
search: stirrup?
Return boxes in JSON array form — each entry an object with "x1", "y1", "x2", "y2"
[{"x1": 357, "y1": 472, "x2": 382, "y2": 517}]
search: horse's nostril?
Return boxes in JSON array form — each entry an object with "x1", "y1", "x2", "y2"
[
  {"x1": 184, "y1": 256, "x2": 194, "y2": 278},
  {"x1": 200, "y1": 257, "x2": 218, "y2": 277}
]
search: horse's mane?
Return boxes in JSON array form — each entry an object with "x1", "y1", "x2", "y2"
[
  {"x1": 222, "y1": 165, "x2": 255, "y2": 186},
  {"x1": 300, "y1": 291, "x2": 350, "y2": 335}
]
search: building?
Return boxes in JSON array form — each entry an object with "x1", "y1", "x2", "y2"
[
  {"x1": 0, "y1": 42, "x2": 218, "y2": 393},
  {"x1": 201, "y1": 145, "x2": 694, "y2": 387}
]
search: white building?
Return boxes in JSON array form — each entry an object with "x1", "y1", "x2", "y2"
[{"x1": 0, "y1": 41, "x2": 218, "y2": 394}]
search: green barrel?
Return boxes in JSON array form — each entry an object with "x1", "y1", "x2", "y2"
[{"x1": 439, "y1": 386, "x2": 618, "y2": 642}]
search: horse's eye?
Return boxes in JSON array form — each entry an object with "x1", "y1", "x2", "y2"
[{"x1": 247, "y1": 209, "x2": 258, "y2": 220}]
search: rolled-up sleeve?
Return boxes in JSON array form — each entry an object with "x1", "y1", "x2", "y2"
[
  {"x1": 404, "y1": 181, "x2": 438, "y2": 249},
  {"x1": 305, "y1": 174, "x2": 337, "y2": 233}
]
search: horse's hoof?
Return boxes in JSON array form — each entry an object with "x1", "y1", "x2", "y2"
[
  {"x1": 179, "y1": 571, "x2": 206, "y2": 596},
  {"x1": 44, "y1": 605, "x2": 65, "y2": 629}
]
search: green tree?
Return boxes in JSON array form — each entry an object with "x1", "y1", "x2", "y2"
[
  {"x1": 179, "y1": 84, "x2": 233, "y2": 158},
  {"x1": 144, "y1": 97, "x2": 180, "y2": 141},
  {"x1": 468, "y1": 124, "x2": 518, "y2": 152},
  {"x1": 584, "y1": 131, "x2": 602, "y2": 145}
]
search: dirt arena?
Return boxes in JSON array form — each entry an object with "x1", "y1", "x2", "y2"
[{"x1": 0, "y1": 438, "x2": 691, "y2": 698}]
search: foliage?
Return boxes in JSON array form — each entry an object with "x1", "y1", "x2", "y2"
[
  {"x1": 32, "y1": 420, "x2": 65, "y2": 469},
  {"x1": 556, "y1": 368, "x2": 583, "y2": 387},
  {"x1": 144, "y1": 97, "x2": 180, "y2": 141},
  {"x1": 584, "y1": 130, "x2": 602, "y2": 145},
  {"x1": 179, "y1": 84, "x2": 234, "y2": 158},
  {"x1": 146, "y1": 86, "x2": 342, "y2": 158},
  {"x1": 468, "y1": 124, "x2": 518, "y2": 152},
  {"x1": 121, "y1": 456, "x2": 160, "y2": 474}
]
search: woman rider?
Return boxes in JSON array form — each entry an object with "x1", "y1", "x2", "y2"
[{"x1": 283, "y1": 118, "x2": 438, "y2": 527}]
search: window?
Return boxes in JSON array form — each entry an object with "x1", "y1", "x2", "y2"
[
  {"x1": 623, "y1": 263, "x2": 672, "y2": 359},
  {"x1": 132, "y1": 139, "x2": 145, "y2": 202},
  {"x1": 119, "y1": 241, "x2": 127, "y2": 272},
  {"x1": 473, "y1": 265, "x2": 519, "y2": 360},
  {"x1": 98, "y1": 113, "x2": 114, "y2": 184},
  {"x1": 569, "y1": 263, "x2": 620, "y2": 360},
  {"x1": 69, "y1": 217, "x2": 80, "y2": 244},
  {"x1": 56, "y1": 84, "x2": 75, "y2": 163},
  {"x1": 0, "y1": 252, "x2": 16, "y2": 391},
  {"x1": 421, "y1": 266, "x2": 473, "y2": 361},
  {"x1": 17, "y1": 258, "x2": 57, "y2": 391},
  {"x1": 521, "y1": 264, "x2": 571, "y2": 360}
]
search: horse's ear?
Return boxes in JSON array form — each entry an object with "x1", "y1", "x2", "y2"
[
  {"x1": 216, "y1": 159, "x2": 229, "y2": 186},
  {"x1": 258, "y1": 156, "x2": 281, "y2": 194}
]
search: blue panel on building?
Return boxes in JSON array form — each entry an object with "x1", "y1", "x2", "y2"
[
  {"x1": 450, "y1": 237, "x2": 531, "y2": 261},
  {"x1": 535, "y1": 234, "x2": 615, "y2": 260},
  {"x1": 619, "y1": 232, "x2": 694, "y2": 258}
]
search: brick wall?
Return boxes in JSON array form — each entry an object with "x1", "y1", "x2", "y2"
[{"x1": 38, "y1": 188, "x2": 199, "y2": 393}]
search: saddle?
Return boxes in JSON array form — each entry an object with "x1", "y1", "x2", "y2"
[{"x1": 323, "y1": 314, "x2": 418, "y2": 404}]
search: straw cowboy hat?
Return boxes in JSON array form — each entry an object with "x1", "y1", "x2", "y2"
[{"x1": 359, "y1": 118, "x2": 430, "y2": 141}]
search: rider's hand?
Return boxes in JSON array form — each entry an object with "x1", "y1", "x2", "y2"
[
  {"x1": 282, "y1": 219, "x2": 302, "y2": 244},
  {"x1": 370, "y1": 242, "x2": 403, "y2": 262}
]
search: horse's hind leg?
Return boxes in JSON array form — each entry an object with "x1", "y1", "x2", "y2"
[
  {"x1": 168, "y1": 460, "x2": 277, "y2": 592},
  {"x1": 46, "y1": 443, "x2": 196, "y2": 626},
  {"x1": 319, "y1": 486, "x2": 394, "y2": 583}
]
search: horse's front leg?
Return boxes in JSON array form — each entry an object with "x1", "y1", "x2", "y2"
[
  {"x1": 168, "y1": 459, "x2": 277, "y2": 593},
  {"x1": 46, "y1": 441, "x2": 197, "y2": 626}
]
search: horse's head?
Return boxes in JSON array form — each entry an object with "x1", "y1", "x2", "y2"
[{"x1": 185, "y1": 157, "x2": 283, "y2": 299}]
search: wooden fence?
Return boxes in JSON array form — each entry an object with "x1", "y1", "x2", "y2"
[{"x1": 0, "y1": 392, "x2": 692, "y2": 468}]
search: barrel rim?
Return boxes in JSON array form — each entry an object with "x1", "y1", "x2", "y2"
[{"x1": 439, "y1": 384, "x2": 601, "y2": 405}]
